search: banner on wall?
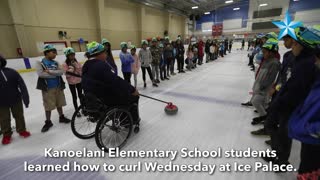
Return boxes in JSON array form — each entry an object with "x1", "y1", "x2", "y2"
[{"x1": 212, "y1": 24, "x2": 223, "y2": 36}]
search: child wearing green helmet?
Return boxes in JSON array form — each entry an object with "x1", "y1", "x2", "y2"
[
  {"x1": 36, "y1": 44, "x2": 71, "y2": 133},
  {"x1": 264, "y1": 25, "x2": 319, "y2": 170},
  {"x1": 149, "y1": 38, "x2": 161, "y2": 83},
  {"x1": 139, "y1": 40, "x2": 158, "y2": 88},
  {"x1": 102, "y1": 38, "x2": 118, "y2": 75},
  {"x1": 119, "y1": 42, "x2": 134, "y2": 83},
  {"x1": 62, "y1": 47, "x2": 83, "y2": 117},
  {"x1": 251, "y1": 39, "x2": 281, "y2": 124}
]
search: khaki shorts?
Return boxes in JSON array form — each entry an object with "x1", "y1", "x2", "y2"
[{"x1": 42, "y1": 88, "x2": 66, "y2": 111}]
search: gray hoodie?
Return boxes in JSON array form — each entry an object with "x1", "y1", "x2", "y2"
[
  {"x1": 253, "y1": 57, "x2": 280, "y2": 95},
  {"x1": 139, "y1": 48, "x2": 153, "y2": 67}
]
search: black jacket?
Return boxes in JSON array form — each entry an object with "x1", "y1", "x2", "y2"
[
  {"x1": 81, "y1": 59, "x2": 135, "y2": 106},
  {"x1": 270, "y1": 49, "x2": 317, "y2": 115},
  {"x1": 176, "y1": 44, "x2": 185, "y2": 58},
  {"x1": 0, "y1": 67, "x2": 29, "y2": 107}
]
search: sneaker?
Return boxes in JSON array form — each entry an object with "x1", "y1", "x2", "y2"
[
  {"x1": 59, "y1": 115, "x2": 71, "y2": 123},
  {"x1": 156, "y1": 79, "x2": 160, "y2": 83},
  {"x1": 181, "y1": 70, "x2": 186, "y2": 73},
  {"x1": 152, "y1": 83, "x2": 158, "y2": 87},
  {"x1": 2, "y1": 135, "x2": 11, "y2": 145},
  {"x1": 251, "y1": 128, "x2": 268, "y2": 136},
  {"x1": 241, "y1": 101, "x2": 253, "y2": 106},
  {"x1": 41, "y1": 120, "x2": 53, "y2": 132},
  {"x1": 144, "y1": 83, "x2": 147, "y2": 88},
  {"x1": 165, "y1": 77, "x2": 170, "y2": 80},
  {"x1": 19, "y1": 131, "x2": 31, "y2": 138},
  {"x1": 265, "y1": 139, "x2": 271, "y2": 146},
  {"x1": 251, "y1": 115, "x2": 267, "y2": 125},
  {"x1": 160, "y1": 78, "x2": 164, "y2": 81}
]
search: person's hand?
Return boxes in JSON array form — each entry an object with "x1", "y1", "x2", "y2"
[
  {"x1": 44, "y1": 69, "x2": 50, "y2": 73},
  {"x1": 132, "y1": 90, "x2": 139, "y2": 96},
  {"x1": 269, "y1": 87, "x2": 276, "y2": 96}
]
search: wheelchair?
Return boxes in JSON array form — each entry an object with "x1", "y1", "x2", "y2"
[{"x1": 71, "y1": 93, "x2": 140, "y2": 152}]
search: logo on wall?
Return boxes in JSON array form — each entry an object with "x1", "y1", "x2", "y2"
[{"x1": 212, "y1": 24, "x2": 223, "y2": 36}]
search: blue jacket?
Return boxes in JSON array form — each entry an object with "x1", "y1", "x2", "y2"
[
  {"x1": 270, "y1": 50, "x2": 317, "y2": 116},
  {"x1": 81, "y1": 59, "x2": 135, "y2": 106},
  {"x1": 0, "y1": 67, "x2": 29, "y2": 107},
  {"x1": 119, "y1": 52, "x2": 134, "y2": 73},
  {"x1": 289, "y1": 71, "x2": 320, "y2": 144}
]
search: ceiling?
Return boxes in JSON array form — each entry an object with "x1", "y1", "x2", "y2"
[{"x1": 131, "y1": 0, "x2": 249, "y2": 16}]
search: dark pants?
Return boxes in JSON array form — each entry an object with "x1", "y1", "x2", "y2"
[
  {"x1": 160, "y1": 64, "x2": 167, "y2": 79},
  {"x1": 0, "y1": 101, "x2": 26, "y2": 136},
  {"x1": 177, "y1": 56, "x2": 184, "y2": 72},
  {"x1": 249, "y1": 56, "x2": 255, "y2": 70},
  {"x1": 219, "y1": 51, "x2": 224, "y2": 57},
  {"x1": 298, "y1": 143, "x2": 320, "y2": 174},
  {"x1": 69, "y1": 83, "x2": 83, "y2": 111},
  {"x1": 229, "y1": 45, "x2": 232, "y2": 53},
  {"x1": 198, "y1": 56, "x2": 203, "y2": 64},
  {"x1": 123, "y1": 72, "x2": 132, "y2": 84},
  {"x1": 270, "y1": 113, "x2": 292, "y2": 163},
  {"x1": 141, "y1": 66, "x2": 153, "y2": 83}
]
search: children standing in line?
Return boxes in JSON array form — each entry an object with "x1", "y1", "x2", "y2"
[
  {"x1": 186, "y1": 45, "x2": 194, "y2": 70},
  {"x1": 102, "y1": 38, "x2": 118, "y2": 75},
  {"x1": 219, "y1": 42, "x2": 225, "y2": 58},
  {"x1": 62, "y1": 47, "x2": 83, "y2": 117},
  {"x1": 176, "y1": 38, "x2": 185, "y2": 73},
  {"x1": 163, "y1": 37, "x2": 175, "y2": 77},
  {"x1": 36, "y1": 44, "x2": 71, "y2": 133},
  {"x1": 198, "y1": 39, "x2": 204, "y2": 65},
  {"x1": 149, "y1": 38, "x2": 161, "y2": 84},
  {"x1": 205, "y1": 39, "x2": 211, "y2": 63},
  {"x1": 159, "y1": 43, "x2": 169, "y2": 80},
  {"x1": 193, "y1": 43, "x2": 198, "y2": 68},
  {"x1": 209, "y1": 42, "x2": 215, "y2": 61},
  {"x1": 139, "y1": 40, "x2": 158, "y2": 88},
  {"x1": 119, "y1": 42, "x2": 134, "y2": 84},
  {"x1": 130, "y1": 45, "x2": 140, "y2": 88}
]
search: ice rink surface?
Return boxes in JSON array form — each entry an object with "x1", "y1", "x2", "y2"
[{"x1": 0, "y1": 48, "x2": 300, "y2": 180}]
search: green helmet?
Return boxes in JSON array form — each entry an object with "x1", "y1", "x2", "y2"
[
  {"x1": 101, "y1": 38, "x2": 109, "y2": 45},
  {"x1": 294, "y1": 25, "x2": 320, "y2": 49},
  {"x1": 120, "y1": 42, "x2": 128, "y2": 49},
  {"x1": 263, "y1": 32, "x2": 278, "y2": 40},
  {"x1": 141, "y1": 40, "x2": 148, "y2": 45},
  {"x1": 262, "y1": 38, "x2": 279, "y2": 52},
  {"x1": 165, "y1": 36, "x2": 170, "y2": 40},
  {"x1": 43, "y1": 44, "x2": 56, "y2": 52},
  {"x1": 159, "y1": 43, "x2": 164, "y2": 48},
  {"x1": 152, "y1": 37, "x2": 157, "y2": 42},
  {"x1": 63, "y1": 47, "x2": 75, "y2": 56},
  {"x1": 131, "y1": 45, "x2": 136, "y2": 50},
  {"x1": 86, "y1": 41, "x2": 105, "y2": 56}
]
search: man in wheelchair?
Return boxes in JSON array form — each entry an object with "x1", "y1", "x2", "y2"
[{"x1": 81, "y1": 41, "x2": 140, "y2": 125}]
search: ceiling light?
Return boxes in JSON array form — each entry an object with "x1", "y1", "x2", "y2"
[
  {"x1": 233, "y1": 7, "x2": 240, "y2": 10},
  {"x1": 192, "y1": 6, "x2": 199, "y2": 9},
  {"x1": 259, "y1": 3, "x2": 268, "y2": 7},
  {"x1": 293, "y1": 0, "x2": 299, "y2": 1},
  {"x1": 204, "y1": 12, "x2": 210, "y2": 15},
  {"x1": 225, "y1": 0, "x2": 233, "y2": 3}
]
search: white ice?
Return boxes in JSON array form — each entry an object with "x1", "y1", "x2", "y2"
[{"x1": 0, "y1": 48, "x2": 300, "y2": 180}]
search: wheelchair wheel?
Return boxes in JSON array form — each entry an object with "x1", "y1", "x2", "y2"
[
  {"x1": 95, "y1": 108, "x2": 133, "y2": 152},
  {"x1": 71, "y1": 105, "x2": 98, "y2": 139}
]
